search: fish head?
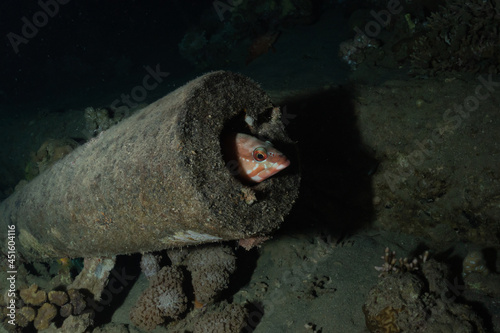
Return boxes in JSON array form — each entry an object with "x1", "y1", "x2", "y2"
[{"x1": 234, "y1": 133, "x2": 290, "y2": 183}]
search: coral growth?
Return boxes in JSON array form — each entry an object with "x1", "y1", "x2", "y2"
[
  {"x1": 410, "y1": 0, "x2": 500, "y2": 74},
  {"x1": 166, "y1": 248, "x2": 188, "y2": 266},
  {"x1": 16, "y1": 306, "x2": 36, "y2": 328},
  {"x1": 83, "y1": 106, "x2": 130, "y2": 139},
  {"x1": 462, "y1": 249, "x2": 489, "y2": 277},
  {"x1": 20, "y1": 284, "x2": 47, "y2": 306},
  {"x1": 0, "y1": 284, "x2": 93, "y2": 331},
  {"x1": 374, "y1": 247, "x2": 429, "y2": 276},
  {"x1": 184, "y1": 245, "x2": 237, "y2": 305},
  {"x1": 461, "y1": 248, "x2": 500, "y2": 297},
  {"x1": 130, "y1": 245, "x2": 238, "y2": 331},
  {"x1": 364, "y1": 255, "x2": 485, "y2": 332},
  {"x1": 366, "y1": 305, "x2": 402, "y2": 333},
  {"x1": 33, "y1": 303, "x2": 57, "y2": 330},
  {"x1": 130, "y1": 266, "x2": 188, "y2": 331},
  {"x1": 193, "y1": 301, "x2": 248, "y2": 333},
  {"x1": 67, "y1": 289, "x2": 87, "y2": 316},
  {"x1": 339, "y1": 34, "x2": 380, "y2": 69},
  {"x1": 48, "y1": 290, "x2": 69, "y2": 307},
  {"x1": 27, "y1": 138, "x2": 79, "y2": 179},
  {"x1": 84, "y1": 107, "x2": 113, "y2": 137},
  {"x1": 140, "y1": 253, "x2": 162, "y2": 280}
]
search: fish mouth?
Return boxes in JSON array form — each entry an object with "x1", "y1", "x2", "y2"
[{"x1": 274, "y1": 156, "x2": 290, "y2": 171}]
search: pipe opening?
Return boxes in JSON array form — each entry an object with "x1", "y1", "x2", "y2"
[{"x1": 220, "y1": 109, "x2": 292, "y2": 186}]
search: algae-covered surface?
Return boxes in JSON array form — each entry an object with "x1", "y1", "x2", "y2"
[{"x1": 1, "y1": 1, "x2": 500, "y2": 332}]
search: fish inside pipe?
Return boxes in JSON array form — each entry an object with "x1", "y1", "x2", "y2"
[{"x1": 224, "y1": 133, "x2": 290, "y2": 183}]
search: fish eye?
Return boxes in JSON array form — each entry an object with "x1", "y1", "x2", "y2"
[{"x1": 253, "y1": 147, "x2": 268, "y2": 162}]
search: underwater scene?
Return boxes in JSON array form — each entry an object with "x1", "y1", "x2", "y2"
[{"x1": 0, "y1": 0, "x2": 499, "y2": 332}]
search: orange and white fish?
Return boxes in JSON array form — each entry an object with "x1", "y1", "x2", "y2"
[{"x1": 232, "y1": 133, "x2": 290, "y2": 183}]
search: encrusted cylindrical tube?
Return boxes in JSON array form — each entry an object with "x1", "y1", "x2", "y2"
[{"x1": 0, "y1": 71, "x2": 300, "y2": 261}]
